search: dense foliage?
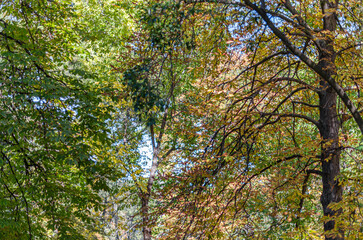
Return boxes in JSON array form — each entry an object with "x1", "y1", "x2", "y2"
[
  {"x1": 0, "y1": 0, "x2": 132, "y2": 238},
  {"x1": 0, "y1": 0, "x2": 362, "y2": 239}
]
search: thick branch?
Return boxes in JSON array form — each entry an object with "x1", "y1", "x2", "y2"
[
  {"x1": 240, "y1": 0, "x2": 363, "y2": 135},
  {"x1": 186, "y1": 0, "x2": 363, "y2": 134},
  {"x1": 306, "y1": 169, "x2": 324, "y2": 176},
  {"x1": 260, "y1": 112, "x2": 320, "y2": 127}
]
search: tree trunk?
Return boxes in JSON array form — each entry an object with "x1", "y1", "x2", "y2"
[
  {"x1": 318, "y1": 0, "x2": 344, "y2": 240},
  {"x1": 141, "y1": 195, "x2": 152, "y2": 240},
  {"x1": 141, "y1": 144, "x2": 160, "y2": 240},
  {"x1": 318, "y1": 2, "x2": 343, "y2": 237},
  {"x1": 319, "y1": 80, "x2": 344, "y2": 240}
]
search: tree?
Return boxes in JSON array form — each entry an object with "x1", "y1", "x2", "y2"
[
  {"x1": 1, "y1": 0, "x2": 361, "y2": 239},
  {"x1": 111, "y1": 1, "x2": 231, "y2": 239},
  {"x1": 0, "y1": 0, "x2": 132, "y2": 238},
  {"x1": 140, "y1": 0, "x2": 363, "y2": 239}
]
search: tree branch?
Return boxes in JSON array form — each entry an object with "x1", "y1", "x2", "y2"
[
  {"x1": 306, "y1": 169, "x2": 324, "y2": 176},
  {"x1": 184, "y1": 1, "x2": 363, "y2": 133},
  {"x1": 260, "y1": 112, "x2": 320, "y2": 127},
  {"x1": 240, "y1": 0, "x2": 363, "y2": 134}
]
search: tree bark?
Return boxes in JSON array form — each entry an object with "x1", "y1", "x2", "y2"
[
  {"x1": 141, "y1": 134, "x2": 161, "y2": 240},
  {"x1": 319, "y1": 79, "x2": 344, "y2": 240},
  {"x1": 318, "y1": 1, "x2": 343, "y2": 238},
  {"x1": 141, "y1": 194, "x2": 152, "y2": 240}
]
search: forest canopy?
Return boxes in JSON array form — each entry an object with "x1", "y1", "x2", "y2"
[{"x1": 0, "y1": 0, "x2": 362, "y2": 239}]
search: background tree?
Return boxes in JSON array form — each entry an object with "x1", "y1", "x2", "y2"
[{"x1": 111, "y1": 1, "x2": 232, "y2": 238}]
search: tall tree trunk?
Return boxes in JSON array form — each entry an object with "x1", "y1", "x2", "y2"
[
  {"x1": 319, "y1": 80, "x2": 344, "y2": 240},
  {"x1": 139, "y1": 92, "x2": 172, "y2": 239},
  {"x1": 318, "y1": 1, "x2": 344, "y2": 239},
  {"x1": 318, "y1": 1, "x2": 343, "y2": 238}
]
